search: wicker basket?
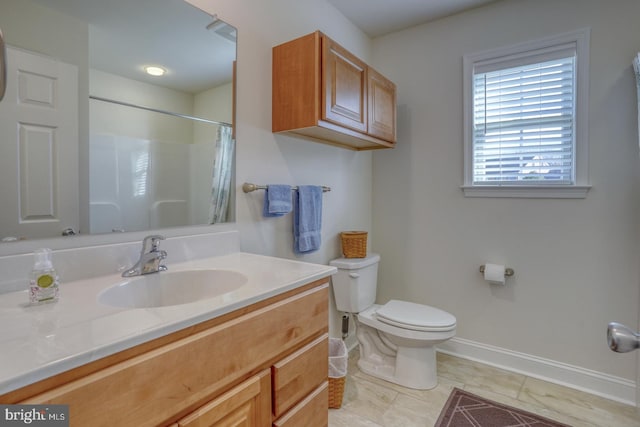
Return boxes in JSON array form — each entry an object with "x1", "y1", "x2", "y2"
[
  {"x1": 340, "y1": 231, "x2": 367, "y2": 258},
  {"x1": 328, "y1": 376, "x2": 346, "y2": 409}
]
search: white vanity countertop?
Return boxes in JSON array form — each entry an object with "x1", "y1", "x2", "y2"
[{"x1": 0, "y1": 252, "x2": 336, "y2": 395}]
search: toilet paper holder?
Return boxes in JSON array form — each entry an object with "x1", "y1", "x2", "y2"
[{"x1": 479, "y1": 265, "x2": 514, "y2": 277}]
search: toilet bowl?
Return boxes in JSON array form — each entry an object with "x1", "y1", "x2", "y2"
[
  {"x1": 330, "y1": 254, "x2": 456, "y2": 390},
  {"x1": 356, "y1": 301, "x2": 456, "y2": 389}
]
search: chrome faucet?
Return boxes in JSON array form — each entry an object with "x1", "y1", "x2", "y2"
[{"x1": 122, "y1": 235, "x2": 168, "y2": 277}]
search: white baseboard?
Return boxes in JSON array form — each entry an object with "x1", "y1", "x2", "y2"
[{"x1": 438, "y1": 337, "x2": 636, "y2": 407}]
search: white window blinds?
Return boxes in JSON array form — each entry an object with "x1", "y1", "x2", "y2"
[{"x1": 472, "y1": 49, "x2": 576, "y2": 185}]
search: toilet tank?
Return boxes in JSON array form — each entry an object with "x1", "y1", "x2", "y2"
[{"x1": 329, "y1": 253, "x2": 380, "y2": 313}]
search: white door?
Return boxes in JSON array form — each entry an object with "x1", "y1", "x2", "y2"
[{"x1": 0, "y1": 47, "x2": 78, "y2": 240}]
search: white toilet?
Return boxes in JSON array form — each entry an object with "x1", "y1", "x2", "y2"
[{"x1": 330, "y1": 253, "x2": 456, "y2": 390}]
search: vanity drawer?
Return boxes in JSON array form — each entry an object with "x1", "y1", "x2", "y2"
[
  {"x1": 272, "y1": 333, "x2": 328, "y2": 418},
  {"x1": 273, "y1": 382, "x2": 328, "y2": 427}
]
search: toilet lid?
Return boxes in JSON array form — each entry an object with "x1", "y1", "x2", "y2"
[{"x1": 376, "y1": 300, "x2": 456, "y2": 332}]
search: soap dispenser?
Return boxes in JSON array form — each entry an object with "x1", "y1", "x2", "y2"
[{"x1": 29, "y1": 248, "x2": 59, "y2": 304}]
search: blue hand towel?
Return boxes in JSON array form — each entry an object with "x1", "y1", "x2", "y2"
[
  {"x1": 293, "y1": 185, "x2": 323, "y2": 253},
  {"x1": 263, "y1": 185, "x2": 292, "y2": 217}
]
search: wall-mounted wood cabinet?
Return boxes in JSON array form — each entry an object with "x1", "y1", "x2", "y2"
[{"x1": 273, "y1": 31, "x2": 396, "y2": 150}]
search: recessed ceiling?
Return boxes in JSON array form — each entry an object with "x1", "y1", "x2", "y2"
[{"x1": 327, "y1": 0, "x2": 498, "y2": 37}]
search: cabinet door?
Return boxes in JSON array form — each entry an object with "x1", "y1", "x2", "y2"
[
  {"x1": 322, "y1": 36, "x2": 367, "y2": 133},
  {"x1": 175, "y1": 370, "x2": 271, "y2": 427},
  {"x1": 367, "y1": 67, "x2": 396, "y2": 143}
]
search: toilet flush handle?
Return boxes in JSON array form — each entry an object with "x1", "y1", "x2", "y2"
[{"x1": 349, "y1": 273, "x2": 359, "y2": 279}]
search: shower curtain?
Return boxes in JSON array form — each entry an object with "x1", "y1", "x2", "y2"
[
  {"x1": 634, "y1": 53, "x2": 640, "y2": 151},
  {"x1": 208, "y1": 125, "x2": 234, "y2": 224}
]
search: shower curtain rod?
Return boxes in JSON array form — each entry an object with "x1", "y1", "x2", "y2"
[{"x1": 89, "y1": 95, "x2": 232, "y2": 128}]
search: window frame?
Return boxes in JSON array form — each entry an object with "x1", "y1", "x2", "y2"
[{"x1": 462, "y1": 28, "x2": 591, "y2": 198}]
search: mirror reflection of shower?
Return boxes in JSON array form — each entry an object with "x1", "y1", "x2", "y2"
[
  {"x1": 0, "y1": 0, "x2": 237, "y2": 242},
  {"x1": 89, "y1": 95, "x2": 234, "y2": 234}
]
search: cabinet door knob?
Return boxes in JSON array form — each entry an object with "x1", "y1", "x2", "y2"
[{"x1": 349, "y1": 273, "x2": 359, "y2": 279}]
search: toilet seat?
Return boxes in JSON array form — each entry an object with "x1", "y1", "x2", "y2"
[
  {"x1": 358, "y1": 304, "x2": 456, "y2": 343},
  {"x1": 375, "y1": 300, "x2": 456, "y2": 332}
]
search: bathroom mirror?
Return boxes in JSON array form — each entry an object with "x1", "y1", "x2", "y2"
[{"x1": 0, "y1": 0, "x2": 236, "y2": 243}]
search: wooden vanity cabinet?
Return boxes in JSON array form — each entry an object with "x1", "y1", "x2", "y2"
[
  {"x1": 2, "y1": 280, "x2": 330, "y2": 427},
  {"x1": 273, "y1": 31, "x2": 396, "y2": 150}
]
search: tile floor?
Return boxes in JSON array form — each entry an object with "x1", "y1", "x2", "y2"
[{"x1": 328, "y1": 349, "x2": 640, "y2": 427}]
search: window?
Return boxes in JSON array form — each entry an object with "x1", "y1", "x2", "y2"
[{"x1": 463, "y1": 29, "x2": 591, "y2": 198}]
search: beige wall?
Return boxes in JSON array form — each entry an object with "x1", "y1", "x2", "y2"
[
  {"x1": 90, "y1": 69, "x2": 195, "y2": 143},
  {"x1": 371, "y1": 0, "x2": 640, "y2": 383},
  {"x1": 193, "y1": 83, "x2": 233, "y2": 145},
  {"x1": 0, "y1": 0, "x2": 87, "y2": 68},
  {"x1": 187, "y1": 0, "x2": 375, "y2": 336},
  {"x1": 189, "y1": 0, "x2": 640, "y2": 400}
]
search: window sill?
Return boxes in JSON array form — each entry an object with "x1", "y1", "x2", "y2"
[{"x1": 461, "y1": 185, "x2": 591, "y2": 199}]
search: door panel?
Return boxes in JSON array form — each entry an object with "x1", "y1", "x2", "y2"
[{"x1": 0, "y1": 47, "x2": 78, "y2": 239}]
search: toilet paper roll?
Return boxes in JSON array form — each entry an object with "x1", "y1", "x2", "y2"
[{"x1": 484, "y1": 263, "x2": 506, "y2": 285}]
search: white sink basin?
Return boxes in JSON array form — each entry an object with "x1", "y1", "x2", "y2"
[{"x1": 97, "y1": 269, "x2": 248, "y2": 308}]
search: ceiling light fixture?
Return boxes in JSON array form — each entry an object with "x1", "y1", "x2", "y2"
[{"x1": 144, "y1": 66, "x2": 166, "y2": 77}]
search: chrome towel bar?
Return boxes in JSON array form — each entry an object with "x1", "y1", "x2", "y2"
[{"x1": 242, "y1": 182, "x2": 331, "y2": 193}]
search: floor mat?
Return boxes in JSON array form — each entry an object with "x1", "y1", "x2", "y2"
[{"x1": 435, "y1": 387, "x2": 571, "y2": 427}]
